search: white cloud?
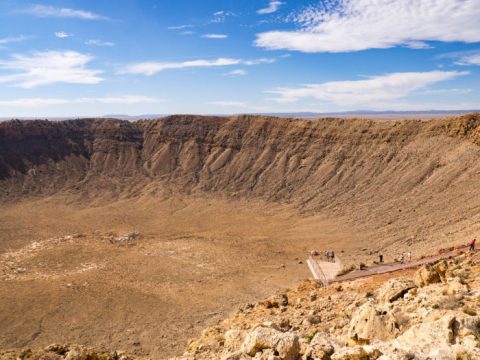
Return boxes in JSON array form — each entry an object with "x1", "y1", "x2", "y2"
[
  {"x1": 120, "y1": 57, "x2": 276, "y2": 76},
  {"x1": 0, "y1": 96, "x2": 160, "y2": 107},
  {"x1": 17, "y1": 4, "x2": 108, "y2": 20},
  {"x1": 0, "y1": 51, "x2": 104, "y2": 88},
  {"x1": 269, "y1": 71, "x2": 468, "y2": 108},
  {"x1": 420, "y1": 88, "x2": 473, "y2": 95},
  {"x1": 55, "y1": 31, "x2": 72, "y2": 38},
  {"x1": 455, "y1": 52, "x2": 480, "y2": 66},
  {"x1": 202, "y1": 34, "x2": 228, "y2": 39},
  {"x1": 212, "y1": 11, "x2": 236, "y2": 23},
  {"x1": 85, "y1": 39, "x2": 115, "y2": 47},
  {"x1": 257, "y1": 1, "x2": 284, "y2": 15},
  {"x1": 225, "y1": 69, "x2": 247, "y2": 77},
  {"x1": 242, "y1": 58, "x2": 276, "y2": 65},
  {"x1": 168, "y1": 24, "x2": 194, "y2": 30},
  {"x1": 0, "y1": 35, "x2": 29, "y2": 45},
  {"x1": 256, "y1": 0, "x2": 480, "y2": 52},
  {"x1": 121, "y1": 58, "x2": 241, "y2": 76}
]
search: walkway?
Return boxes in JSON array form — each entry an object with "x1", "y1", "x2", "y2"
[{"x1": 308, "y1": 245, "x2": 472, "y2": 285}]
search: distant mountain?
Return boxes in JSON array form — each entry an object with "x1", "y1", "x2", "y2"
[{"x1": 1, "y1": 109, "x2": 479, "y2": 121}]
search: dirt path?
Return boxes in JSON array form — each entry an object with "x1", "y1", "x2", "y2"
[{"x1": 334, "y1": 246, "x2": 471, "y2": 283}]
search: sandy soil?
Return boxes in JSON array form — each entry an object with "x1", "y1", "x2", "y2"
[{"x1": 0, "y1": 195, "x2": 370, "y2": 359}]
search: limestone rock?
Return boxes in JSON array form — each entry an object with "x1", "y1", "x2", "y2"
[
  {"x1": 433, "y1": 260, "x2": 449, "y2": 282},
  {"x1": 457, "y1": 315, "x2": 480, "y2": 341},
  {"x1": 264, "y1": 294, "x2": 289, "y2": 309},
  {"x1": 376, "y1": 278, "x2": 416, "y2": 303},
  {"x1": 331, "y1": 346, "x2": 381, "y2": 360},
  {"x1": 348, "y1": 302, "x2": 398, "y2": 344},
  {"x1": 446, "y1": 279, "x2": 469, "y2": 295},
  {"x1": 414, "y1": 261, "x2": 449, "y2": 287},
  {"x1": 303, "y1": 333, "x2": 336, "y2": 360},
  {"x1": 224, "y1": 329, "x2": 246, "y2": 353},
  {"x1": 414, "y1": 265, "x2": 440, "y2": 287},
  {"x1": 222, "y1": 352, "x2": 253, "y2": 360},
  {"x1": 306, "y1": 314, "x2": 321, "y2": 325},
  {"x1": 393, "y1": 315, "x2": 458, "y2": 356},
  {"x1": 253, "y1": 348, "x2": 280, "y2": 359},
  {"x1": 241, "y1": 326, "x2": 299, "y2": 360}
]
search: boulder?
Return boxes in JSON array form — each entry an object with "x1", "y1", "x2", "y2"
[
  {"x1": 306, "y1": 314, "x2": 321, "y2": 325},
  {"x1": 331, "y1": 346, "x2": 381, "y2": 360},
  {"x1": 414, "y1": 260, "x2": 449, "y2": 287},
  {"x1": 432, "y1": 260, "x2": 448, "y2": 282},
  {"x1": 303, "y1": 333, "x2": 336, "y2": 360},
  {"x1": 241, "y1": 326, "x2": 299, "y2": 360},
  {"x1": 224, "y1": 329, "x2": 246, "y2": 353},
  {"x1": 348, "y1": 302, "x2": 398, "y2": 344},
  {"x1": 376, "y1": 278, "x2": 416, "y2": 303},
  {"x1": 446, "y1": 279, "x2": 469, "y2": 295},
  {"x1": 263, "y1": 294, "x2": 289, "y2": 308},
  {"x1": 393, "y1": 315, "x2": 458, "y2": 356},
  {"x1": 413, "y1": 265, "x2": 440, "y2": 287}
]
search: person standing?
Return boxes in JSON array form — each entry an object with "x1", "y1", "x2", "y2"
[
  {"x1": 470, "y1": 239, "x2": 476, "y2": 252},
  {"x1": 407, "y1": 250, "x2": 412, "y2": 262},
  {"x1": 379, "y1": 254, "x2": 384, "y2": 263}
]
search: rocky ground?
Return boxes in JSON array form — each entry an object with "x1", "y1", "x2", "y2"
[
  {"x1": 172, "y1": 252, "x2": 480, "y2": 360},
  {"x1": 4, "y1": 251, "x2": 479, "y2": 360}
]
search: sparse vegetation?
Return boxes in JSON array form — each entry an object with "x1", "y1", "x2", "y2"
[{"x1": 463, "y1": 306, "x2": 477, "y2": 316}]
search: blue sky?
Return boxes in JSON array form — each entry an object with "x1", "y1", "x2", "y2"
[{"x1": 0, "y1": 0, "x2": 479, "y2": 117}]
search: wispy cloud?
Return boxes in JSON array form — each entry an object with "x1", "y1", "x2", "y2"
[
  {"x1": 16, "y1": 4, "x2": 108, "y2": 20},
  {"x1": 55, "y1": 31, "x2": 72, "y2": 38},
  {"x1": 167, "y1": 24, "x2": 194, "y2": 30},
  {"x1": 120, "y1": 57, "x2": 277, "y2": 76},
  {"x1": 242, "y1": 58, "x2": 277, "y2": 65},
  {"x1": 0, "y1": 35, "x2": 30, "y2": 46},
  {"x1": 456, "y1": 53, "x2": 480, "y2": 66},
  {"x1": 437, "y1": 50, "x2": 480, "y2": 66},
  {"x1": 202, "y1": 34, "x2": 228, "y2": 39},
  {"x1": 0, "y1": 95, "x2": 160, "y2": 107},
  {"x1": 85, "y1": 39, "x2": 115, "y2": 47},
  {"x1": 256, "y1": 0, "x2": 480, "y2": 52},
  {"x1": 257, "y1": 1, "x2": 284, "y2": 15},
  {"x1": 121, "y1": 58, "x2": 241, "y2": 76},
  {"x1": 225, "y1": 69, "x2": 247, "y2": 77},
  {"x1": 211, "y1": 11, "x2": 236, "y2": 23},
  {"x1": 269, "y1": 71, "x2": 468, "y2": 109},
  {"x1": 0, "y1": 51, "x2": 104, "y2": 88},
  {"x1": 453, "y1": 51, "x2": 480, "y2": 66}
]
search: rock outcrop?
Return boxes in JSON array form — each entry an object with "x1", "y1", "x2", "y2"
[
  {"x1": 3, "y1": 254, "x2": 479, "y2": 360},
  {"x1": 171, "y1": 254, "x2": 480, "y2": 360}
]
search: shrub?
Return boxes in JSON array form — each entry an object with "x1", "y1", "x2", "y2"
[{"x1": 463, "y1": 306, "x2": 477, "y2": 316}]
